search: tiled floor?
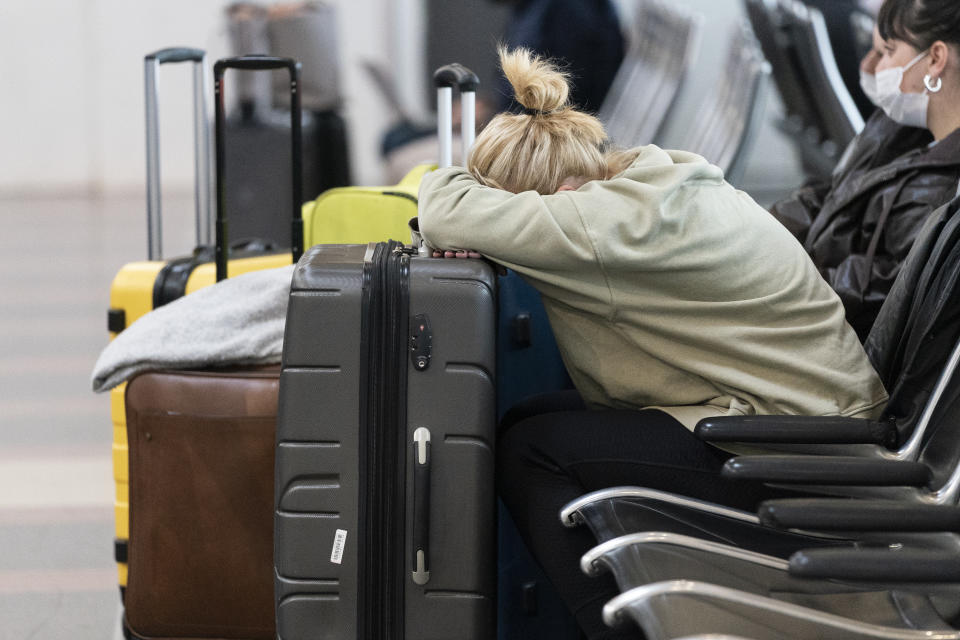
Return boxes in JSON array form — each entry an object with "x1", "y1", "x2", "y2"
[{"x1": 0, "y1": 193, "x2": 195, "y2": 640}]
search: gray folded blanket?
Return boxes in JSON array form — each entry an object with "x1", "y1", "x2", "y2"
[{"x1": 91, "y1": 265, "x2": 295, "y2": 392}]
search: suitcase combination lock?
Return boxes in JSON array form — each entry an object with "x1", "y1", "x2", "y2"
[{"x1": 410, "y1": 314, "x2": 433, "y2": 371}]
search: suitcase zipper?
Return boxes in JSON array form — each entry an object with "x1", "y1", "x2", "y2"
[
  {"x1": 383, "y1": 243, "x2": 410, "y2": 639},
  {"x1": 359, "y1": 242, "x2": 386, "y2": 640},
  {"x1": 359, "y1": 241, "x2": 409, "y2": 640}
]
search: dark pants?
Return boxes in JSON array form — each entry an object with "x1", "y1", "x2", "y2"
[{"x1": 497, "y1": 391, "x2": 783, "y2": 639}]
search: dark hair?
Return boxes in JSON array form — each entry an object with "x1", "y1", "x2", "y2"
[{"x1": 878, "y1": 0, "x2": 960, "y2": 51}]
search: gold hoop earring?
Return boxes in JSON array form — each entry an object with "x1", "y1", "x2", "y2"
[{"x1": 924, "y1": 74, "x2": 943, "y2": 93}]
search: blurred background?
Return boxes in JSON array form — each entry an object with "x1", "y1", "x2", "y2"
[
  {"x1": 0, "y1": 0, "x2": 805, "y2": 200},
  {"x1": 0, "y1": 0, "x2": 826, "y2": 637}
]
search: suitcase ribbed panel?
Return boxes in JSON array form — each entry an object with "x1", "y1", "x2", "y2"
[
  {"x1": 275, "y1": 244, "x2": 496, "y2": 640},
  {"x1": 276, "y1": 244, "x2": 367, "y2": 640},
  {"x1": 404, "y1": 258, "x2": 496, "y2": 639}
]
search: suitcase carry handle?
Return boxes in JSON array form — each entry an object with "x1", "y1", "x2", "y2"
[
  {"x1": 213, "y1": 55, "x2": 304, "y2": 282},
  {"x1": 433, "y1": 63, "x2": 480, "y2": 168},
  {"x1": 144, "y1": 47, "x2": 212, "y2": 261},
  {"x1": 412, "y1": 427, "x2": 432, "y2": 585},
  {"x1": 147, "y1": 47, "x2": 206, "y2": 64}
]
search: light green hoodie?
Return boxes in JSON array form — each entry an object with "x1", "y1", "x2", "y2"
[{"x1": 418, "y1": 146, "x2": 888, "y2": 429}]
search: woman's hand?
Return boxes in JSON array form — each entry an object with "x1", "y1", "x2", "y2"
[
  {"x1": 432, "y1": 249, "x2": 482, "y2": 259},
  {"x1": 429, "y1": 247, "x2": 506, "y2": 275}
]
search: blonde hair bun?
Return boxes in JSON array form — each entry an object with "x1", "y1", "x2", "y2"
[
  {"x1": 467, "y1": 46, "x2": 609, "y2": 194},
  {"x1": 499, "y1": 46, "x2": 569, "y2": 114}
]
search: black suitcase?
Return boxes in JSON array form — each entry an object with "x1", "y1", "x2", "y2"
[
  {"x1": 275, "y1": 241, "x2": 497, "y2": 639},
  {"x1": 224, "y1": 2, "x2": 350, "y2": 247},
  {"x1": 225, "y1": 105, "x2": 350, "y2": 248}
]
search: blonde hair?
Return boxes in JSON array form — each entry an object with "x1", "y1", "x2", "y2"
[{"x1": 467, "y1": 47, "x2": 611, "y2": 194}]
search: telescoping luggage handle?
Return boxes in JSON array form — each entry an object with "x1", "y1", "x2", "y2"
[
  {"x1": 433, "y1": 63, "x2": 480, "y2": 168},
  {"x1": 144, "y1": 47, "x2": 212, "y2": 261},
  {"x1": 213, "y1": 55, "x2": 304, "y2": 282}
]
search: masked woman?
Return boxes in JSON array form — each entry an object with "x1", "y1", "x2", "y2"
[
  {"x1": 772, "y1": 0, "x2": 960, "y2": 339},
  {"x1": 419, "y1": 47, "x2": 887, "y2": 639}
]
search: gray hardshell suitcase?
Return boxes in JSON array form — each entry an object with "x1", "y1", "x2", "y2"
[{"x1": 275, "y1": 240, "x2": 497, "y2": 639}]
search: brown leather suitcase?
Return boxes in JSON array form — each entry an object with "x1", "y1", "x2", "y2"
[{"x1": 123, "y1": 367, "x2": 279, "y2": 640}]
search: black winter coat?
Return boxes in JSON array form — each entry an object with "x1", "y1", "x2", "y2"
[
  {"x1": 772, "y1": 111, "x2": 960, "y2": 339},
  {"x1": 864, "y1": 194, "x2": 960, "y2": 446}
]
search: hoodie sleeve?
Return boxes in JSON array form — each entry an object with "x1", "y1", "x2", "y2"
[{"x1": 417, "y1": 167, "x2": 601, "y2": 270}]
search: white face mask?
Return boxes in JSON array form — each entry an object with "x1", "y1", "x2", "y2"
[
  {"x1": 871, "y1": 50, "x2": 930, "y2": 128},
  {"x1": 859, "y1": 68, "x2": 881, "y2": 106}
]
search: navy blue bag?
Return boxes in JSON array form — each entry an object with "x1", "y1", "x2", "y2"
[
  {"x1": 496, "y1": 270, "x2": 573, "y2": 417},
  {"x1": 496, "y1": 270, "x2": 581, "y2": 639}
]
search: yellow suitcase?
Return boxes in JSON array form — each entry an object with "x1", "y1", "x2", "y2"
[{"x1": 109, "y1": 52, "x2": 302, "y2": 592}]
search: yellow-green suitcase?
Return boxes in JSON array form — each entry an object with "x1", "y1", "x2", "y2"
[{"x1": 301, "y1": 162, "x2": 432, "y2": 245}]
